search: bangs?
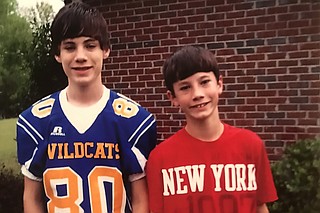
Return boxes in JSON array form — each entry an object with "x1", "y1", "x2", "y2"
[
  {"x1": 172, "y1": 53, "x2": 214, "y2": 81},
  {"x1": 59, "y1": 10, "x2": 104, "y2": 42}
]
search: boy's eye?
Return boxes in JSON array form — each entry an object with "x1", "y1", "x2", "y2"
[
  {"x1": 180, "y1": 85, "x2": 190, "y2": 91},
  {"x1": 86, "y1": 43, "x2": 97, "y2": 49},
  {"x1": 201, "y1": 79, "x2": 210, "y2": 85},
  {"x1": 63, "y1": 45, "x2": 75, "y2": 51}
]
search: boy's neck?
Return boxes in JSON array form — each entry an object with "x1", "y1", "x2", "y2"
[
  {"x1": 66, "y1": 83, "x2": 105, "y2": 107},
  {"x1": 185, "y1": 117, "x2": 224, "y2": 142}
]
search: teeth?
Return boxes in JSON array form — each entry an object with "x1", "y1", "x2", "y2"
[{"x1": 197, "y1": 104, "x2": 206, "y2": 108}]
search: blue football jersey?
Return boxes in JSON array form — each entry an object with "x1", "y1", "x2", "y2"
[{"x1": 16, "y1": 87, "x2": 157, "y2": 213}]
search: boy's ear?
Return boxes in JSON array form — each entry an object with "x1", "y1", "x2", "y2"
[
  {"x1": 103, "y1": 49, "x2": 110, "y2": 59},
  {"x1": 218, "y1": 75, "x2": 223, "y2": 95},
  {"x1": 167, "y1": 90, "x2": 179, "y2": 107},
  {"x1": 55, "y1": 55, "x2": 62, "y2": 63}
]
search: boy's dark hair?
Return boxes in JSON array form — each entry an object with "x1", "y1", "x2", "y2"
[
  {"x1": 50, "y1": 1, "x2": 110, "y2": 55},
  {"x1": 163, "y1": 45, "x2": 220, "y2": 95}
]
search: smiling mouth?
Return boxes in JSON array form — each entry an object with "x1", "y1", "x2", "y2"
[
  {"x1": 191, "y1": 102, "x2": 209, "y2": 108},
  {"x1": 73, "y1": 66, "x2": 92, "y2": 71}
]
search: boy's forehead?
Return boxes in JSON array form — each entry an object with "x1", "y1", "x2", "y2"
[{"x1": 176, "y1": 72, "x2": 214, "y2": 83}]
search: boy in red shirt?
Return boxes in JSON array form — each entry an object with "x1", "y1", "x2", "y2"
[{"x1": 146, "y1": 46, "x2": 277, "y2": 213}]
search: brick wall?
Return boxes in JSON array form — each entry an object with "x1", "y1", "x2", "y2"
[{"x1": 79, "y1": 0, "x2": 320, "y2": 160}]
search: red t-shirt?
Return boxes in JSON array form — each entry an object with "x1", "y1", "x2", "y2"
[{"x1": 146, "y1": 123, "x2": 277, "y2": 213}]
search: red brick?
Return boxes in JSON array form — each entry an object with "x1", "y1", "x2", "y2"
[
  {"x1": 170, "y1": 31, "x2": 187, "y2": 38},
  {"x1": 301, "y1": 43, "x2": 320, "y2": 50},
  {"x1": 258, "y1": 61, "x2": 277, "y2": 68},
  {"x1": 268, "y1": 97, "x2": 287, "y2": 104},
  {"x1": 246, "y1": 24, "x2": 266, "y2": 31},
  {"x1": 257, "y1": 90, "x2": 276, "y2": 97},
  {"x1": 301, "y1": 59, "x2": 320, "y2": 66},
  {"x1": 179, "y1": 37, "x2": 197, "y2": 44},
  {"x1": 226, "y1": 55, "x2": 244, "y2": 63},
  {"x1": 237, "y1": 32, "x2": 255, "y2": 39},
  {"x1": 226, "y1": 113, "x2": 245, "y2": 119},
  {"x1": 267, "y1": 6, "x2": 288, "y2": 14},
  {"x1": 169, "y1": 3, "x2": 187, "y2": 10},
  {"x1": 196, "y1": 7, "x2": 214, "y2": 14},
  {"x1": 188, "y1": 15, "x2": 205, "y2": 23},
  {"x1": 188, "y1": 1, "x2": 205, "y2": 8},
  {"x1": 288, "y1": 51, "x2": 309, "y2": 59},
  {"x1": 289, "y1": 36, "x2": 309, "y2": 43},
  {"x1": 278, "y1": 29, "x2": 299, "y2": 36},
  {"x1": 247, "y1": 8, "x2": 266, "y2": 17},
  {"x1": 161, "y1": 39, "x2": 178, "y2": 46},
  {"x1": 237, "y1": 62, "x2": 255, "y2": 69},
  {"x1": 238, "y1": 91, "x2": 256, "y2": 96},
  {"x1": 207, "y1": 13, "x2": 225, "y2": 21},
  {"x1": 227, "y1": 11, "x2": 245, "y2": 19},
  {"x1": 266, "y1": 22, "x2": 287, "y2": 30},
  {"x1": 217, "y1": 49, "x2": 235, "y2": 56},
  {"x1": 226, "y1": 26, "x2": 245, "y2": 34},
  {"x1": 215, "y1": 4, "x2": 234, "y2": 12},
  {"x1": 257, "y1": 15, "x2": 276, "y2": 23},
  {"x1": 300, "y1": 74, "x2": 320, "y2": 81},
  {"x1": 278, "y1": 75, "x2": 298, "y2": 81},
  {"x1": 178, "y1": 23, "x2": 196, "y2": 30},
  {"x1": 301, "y1": 27, "x2": 320, "y2": 35},
  {"x1": 267, "y1": 52, "x2": 286, "y2": 60},
  {"x1": 289, "y1": 4, "x2": 310, "y2": 12},
  {"x1": 278, "y1": 13, "x2": 298, "y2": 21},
  {"x1": 246, "y1": 54, "x2": 265, "y2": 61},
  {"x1": 247, "y1": 98, "x2": 267, "y2": 104},
  {"x1": 247, "y1": 83, "x2": 266, "y2": 90},
  {"x1": 236, "y1": 17, "x2": 255, "y2": 25},
  {"x1": 169, "y1": 17, "x2": 186, "y2": 25},
  {"x1": 246, "y1": 69, "x2": 266, "y2": 75},
  {"x1": 235, "y1": 119, "x2": 255, "y2": 126}
]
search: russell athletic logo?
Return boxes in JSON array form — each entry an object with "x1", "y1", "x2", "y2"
[{"x1": 50, "y1": 126, "x2": 65, "y2": 136}]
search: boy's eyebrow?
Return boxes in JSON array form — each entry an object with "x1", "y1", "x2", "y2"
[
  {"x1": 176, "y1": 79, "x2": 190, "y2": 85},
  {"x1": 61, "y1": 40, "x2": 75, "y2": 45},
  {"x1": 175, "y1": 73, "x2": 212, "y2": 85},
  {"x1": 61, "y1": 38, "x2": 98, "y2": 45},
  {"x1": 199, "y1": 74, "x2": 211, "y2": 79},
  {"x1": 84, "y1": 38, "x2": 99, "y2": 43}
]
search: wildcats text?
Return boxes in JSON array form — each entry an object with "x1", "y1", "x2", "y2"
[{"x1": 47, "y1": 142, "x2": 120, "y2": 160}]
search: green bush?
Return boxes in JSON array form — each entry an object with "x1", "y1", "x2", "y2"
[
  {"x1": 0, "y1": 163, "x2": 23, "y2": 213},
  {"x1": 269, "y1": 138, "x2": 320, "y2": 213}
]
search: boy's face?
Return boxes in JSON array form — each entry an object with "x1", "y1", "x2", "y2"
[
  {"x1": 168, "y1": 72, "x2": 223, "y2": 122},
  {"x1": 55, "y1": 36, "x2": 109, "y2": 87}
]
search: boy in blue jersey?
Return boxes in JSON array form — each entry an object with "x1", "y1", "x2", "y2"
[{"x1": 16, "y1": 1, "x2": 157, "y2": 212}]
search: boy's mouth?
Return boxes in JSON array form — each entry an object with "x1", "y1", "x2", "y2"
[
  {"x1": 73, "y1": 66, "x2": 93, "y2": 71},
  {"x1": 191, "y1": 102, "x2": 209, "y2": 108}
]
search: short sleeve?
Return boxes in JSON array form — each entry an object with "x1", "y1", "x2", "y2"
[{"x1": 256, "y1": 141, "x2": 278, "y2": 204}]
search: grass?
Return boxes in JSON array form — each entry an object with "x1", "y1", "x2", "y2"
[{"x1": 0, "y1": 118, "x2": 20, "y2": 174}]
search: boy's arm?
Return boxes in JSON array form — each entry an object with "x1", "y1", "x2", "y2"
[
  {"x1": 131, "y1": 177, "x2": 149, "y2": 213},
  {"x1": 257, "y1": 203, "x2": 269, "y2": 213},
  {"x1": 23, "y1": 177, "x2": 45, "y2": 213}
]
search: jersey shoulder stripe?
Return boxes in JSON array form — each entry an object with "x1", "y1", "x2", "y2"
[
  {"x1": 108, "y1": 90, "x2": 156, "y2": 145},
  {"x1": 18, "y1": 92, "x2": 60, "y2": 139},
  {"x1": 16, "y1": 91, "x2": 60, "y2": 174}
]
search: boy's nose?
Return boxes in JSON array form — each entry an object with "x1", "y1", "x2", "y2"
[
  {"x1": 192, "y1": 87, "x2": 205, "y2": 101},
  {"x1": 75, "y1": 48, "x2": 87, "y2": 62}
]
